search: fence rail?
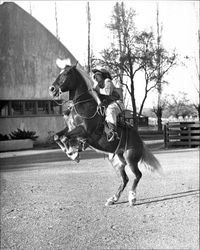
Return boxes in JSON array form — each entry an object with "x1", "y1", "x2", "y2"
[{"x1": 164, "y1": 122, "x2": 200, "y2": 148}]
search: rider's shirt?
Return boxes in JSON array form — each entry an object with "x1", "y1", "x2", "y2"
[{"x1": 97, "y1": 79, "x2": 123, "y2": 104}]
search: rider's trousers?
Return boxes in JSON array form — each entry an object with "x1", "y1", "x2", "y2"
[{"x1": 105, "y1": 100, "x2": 124, "y2": 125}]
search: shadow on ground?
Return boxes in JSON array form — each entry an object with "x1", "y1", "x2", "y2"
[
  {"x1": 0, "y1": 150, "x2": 105, "y2": 171},
  {"x1": 114, "y1": 189, "x2": 199, "y2": 206}
]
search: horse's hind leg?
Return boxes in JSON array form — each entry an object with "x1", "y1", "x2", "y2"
[
  {"x1": 124, "y1": 149, "x2": 142, "y2": 206},
  {"x1": 105, "y1": 153, "x2": 128, "y2": 206}
]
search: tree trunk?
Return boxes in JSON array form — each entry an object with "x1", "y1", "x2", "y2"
[
  {"x1": 130, "y1": 78, "x2": 138, "y2": 130},
  {"x1": 157, "y1": 116, "x2": 162, "y2": 131},
  {"x1": 157, "y1": 106, "x2": 163, "y2": 131}
]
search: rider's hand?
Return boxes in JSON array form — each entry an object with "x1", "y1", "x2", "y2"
[
  {"x1": 97, "y1": 102, "x2": 103, "y2": 110},
  {"x1": 94, "y1": 85, "x2": 100, "y2": 92},
  {"x1": 97, "y1": 103, "x2": 104, "y2": 115}
]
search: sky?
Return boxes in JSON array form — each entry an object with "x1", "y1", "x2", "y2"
[{"x1": 4, "y1": 1, "x2": 200, "y2": 108}]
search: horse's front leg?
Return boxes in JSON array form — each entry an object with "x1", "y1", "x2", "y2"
[
  {"x1": 105, "y1": 153, "x2": 128, "y2": 206},
  {"x1": 57, "y1": 126, "x2": 87, "y2": 161},
  {"x1": 54, "y1": 127, "x2": 69, "y2": 153}
]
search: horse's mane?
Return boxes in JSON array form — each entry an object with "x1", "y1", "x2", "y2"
[
  {"x1": 74, "y1": 65, "x2": 99, "y2": 105},
  {"x1": 76, "y1": 66, "x2": 95, "y2": 91}
]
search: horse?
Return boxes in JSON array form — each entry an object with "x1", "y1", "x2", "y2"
[{"x1": 49, "y1": 58, "x2": 162, "y2": 206}]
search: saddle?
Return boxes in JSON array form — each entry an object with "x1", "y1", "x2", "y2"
[{"x1": 94, "y1": 110, "x2": 133, "y2": 139}]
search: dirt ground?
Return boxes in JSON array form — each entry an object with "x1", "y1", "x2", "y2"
[{"x1": 0, "y1": 148, "x2": 199, "y2": 250}]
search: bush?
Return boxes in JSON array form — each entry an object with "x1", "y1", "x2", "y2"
[
  {"x1": 0, "y1": 133, "x2": 9, "y2": 141},
  {"x1": 9, "y1": 129, "x2": 38, "y2": 141}
]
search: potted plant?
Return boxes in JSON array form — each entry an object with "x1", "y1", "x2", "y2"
[{"x1": 0, "y1": 129, "x2": 38, "y2": 152}]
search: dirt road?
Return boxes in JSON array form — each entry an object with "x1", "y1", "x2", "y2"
[{"x1": 0, "y1": 148, "x2": 199, "y2": 249}]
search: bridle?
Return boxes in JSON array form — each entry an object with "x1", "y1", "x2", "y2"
[
  {"x1": 52, "y1": 87, "x2": 102, "y2": 119},
  {"x1": 51, "y1": 64, "x2": 104, "y2": 119}
]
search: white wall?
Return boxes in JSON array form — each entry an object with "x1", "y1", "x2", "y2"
[{"x1": 0, "y1": 116, "x2": 65, "y2": 144}]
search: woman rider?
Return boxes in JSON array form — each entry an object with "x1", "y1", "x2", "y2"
[{"x1": 92, "y1": 68, "x2": 124, "y2": 142}]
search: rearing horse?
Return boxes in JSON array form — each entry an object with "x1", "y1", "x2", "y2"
[{"x1": 49, "y1": 59, "x2": 162, "y2": 206}]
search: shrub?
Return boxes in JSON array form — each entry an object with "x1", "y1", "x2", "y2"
[
  {"x1": 0, "y1": 133, "x2": 9, "y2": 141},
  {"x1": 9, "y1": 129, "x2": 38, "y2": 141}
]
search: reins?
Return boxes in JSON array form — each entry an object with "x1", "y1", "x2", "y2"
[
  {"x1": 73, "y1": 98, "x2": 100, "y2": 119},
  {"x1": 52, "y1": 89, "x2": 101, "y2": 120},
  {"x1": 52, "y1": 98, "x2": 69, "y2": 106}
]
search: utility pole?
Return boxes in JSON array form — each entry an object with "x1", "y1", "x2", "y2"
[
  {"x1": 87, "y1": 2, "x2": 91, "y2": 73},
  {"x1": 156, "y1": 2, "x2": 163, "y2": 131},
  {"x1": 55, "y1": 2, "x2": 59, "y2": 40},
  {"x1": 29, "y1": 2, "x2": 32, "y2": 16}
]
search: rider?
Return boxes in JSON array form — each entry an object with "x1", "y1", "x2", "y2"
[{"x1": 92, "y1": 68, "x2": 124, "y2": 142}]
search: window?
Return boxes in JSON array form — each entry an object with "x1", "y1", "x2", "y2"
[
  {"x1": 38, "y1": 101, "x2": 49, "y2": 114},
  {"x1": 50, "y1": 100, "x2": 62, "y2": 115},
  {"x1": 25, "y1": 101, "x2": 36, "y2": 115},
  {"x1": 0, "y1": 100, "x2": 63, "y2": 117},
  {"x1": 12, "y1": 101, "x2": 24, "y2": 115}
]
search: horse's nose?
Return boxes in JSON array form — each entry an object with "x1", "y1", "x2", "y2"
[{"x1": 49, "y1": 86, "x2": 55, "y2": 92}]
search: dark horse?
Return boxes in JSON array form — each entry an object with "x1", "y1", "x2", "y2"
[{"x1": 49, "y1": 59, "x2": 162, "y2": 206}]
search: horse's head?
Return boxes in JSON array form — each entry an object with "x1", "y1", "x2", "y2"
[{"x1": 49, "y1": 58, "x2": 77, "y2": 98}]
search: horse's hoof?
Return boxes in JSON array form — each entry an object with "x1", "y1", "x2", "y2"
[
  {"x1": 128, "y1": 191, "x2": 136, "y2": 206},
  {"x1": 105, "y1": 195, "x2": 118, "y2": 206},
  {"x1": 54, "y1": 135, "x2": 59, "y2": 141},
  {"x1": 61, "y1": 137, "x2": 67, "y2": 143},
  {"x1": 105, "y1": 200, "x2": 115, "y2": 206},
  {"x1": 129, "y1": 198, "x2": 136, "y2": 206}
]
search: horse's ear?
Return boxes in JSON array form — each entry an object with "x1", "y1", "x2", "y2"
[{"x1": 56, "y1": 58, "x2": 72, "y2": 69}]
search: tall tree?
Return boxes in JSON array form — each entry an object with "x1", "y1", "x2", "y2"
[
  {"x1": 87, "y1": 2, "x2": 91, "y2": 74},
  {"x1": 54, "y1": 2, "x2": 59, "y2": 40},
  {"x1": 97, "y1": 3, "x2": 144, "y2": 128},
  {"x1": 155, "y1": 3, "x2": 162, "y2": 131},
  {"x1": 94, "y1": 3, "x2": 177, "y2": 129},
  {"x1": 152, "y1": 3, "x2": 177, "y2": 131}
]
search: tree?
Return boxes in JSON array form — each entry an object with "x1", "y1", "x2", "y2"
[
  {"x1": 135, "y1": 31, "x2": 162, "y2": 117},
  {"x1": 194, "y1": 102, "x2": 200, "y2": 120},
  {"x1": 94, "y1": 3, "x2": 177, "y2": 129},
  {"x1": 152, "y1": 45, "x2": 177, "y2": 130},
  {"x1": 96, "y1": 3, "x2": 141, "y2": 128},
  {"x1": 165, "y1": 92, "x2": 197, "y2": 119},
  {"x1": 152, "y1": 95, "x2": 169, "y2": 121},
  {"x1": 96, "y1": 3, "x2": 161, "y2": 128},
  {"x1": 153, "y1": 3, "x2": 178, "y2": 131}
]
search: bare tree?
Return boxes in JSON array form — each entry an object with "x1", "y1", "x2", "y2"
[
  {"x1": 165, "y1": 92, "x2": 197, "y2": 119},
  {"x1": 152, "y1": 3, "x2": 178, "y2": 131},
  {"x1": 94, "y1": 3, "x2": 177, "y2": 130},
  {"x1": 87, "y1": 2, "x2": 91, "y2": 74},
  {"x1": 96, "y1": 3, "x2": 150, "y2": 128}
]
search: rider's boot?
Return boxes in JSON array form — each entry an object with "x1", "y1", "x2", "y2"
[{"x1": 106, "y1": 122, "x2": 119, "y2": 142}]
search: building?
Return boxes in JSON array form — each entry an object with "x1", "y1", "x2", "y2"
[
  {"x1": 119, "y1": 110, "x2": 149, "y2": 127},
  {"x1": 0, "y1": 2, "x2": 78, "y2": 143}
]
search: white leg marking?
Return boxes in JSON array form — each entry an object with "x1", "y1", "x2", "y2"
[{"x1": 128, "y1": 191, "x2": 136, "y2": 206}]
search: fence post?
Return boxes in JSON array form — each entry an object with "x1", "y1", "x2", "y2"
[
  {"x1": 164, "y1": 124, "x2": 168, "y2": 148},
  {"x1": 188, "y1": 126, "x2": 192, "y2": 147}
]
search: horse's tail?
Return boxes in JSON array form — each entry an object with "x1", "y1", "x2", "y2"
[{"x1": 141, "y1": 143, "x2": 163, "y2": 175}]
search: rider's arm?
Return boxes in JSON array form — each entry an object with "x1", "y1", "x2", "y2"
[
  {"x1": 96, "y1": 79, "x2": 114, "y2": 96},
  {"x1": 89, "y1": 89, "x2": 101, "y2": 105}
]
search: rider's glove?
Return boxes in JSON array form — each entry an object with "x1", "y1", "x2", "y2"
[{"x1": 97, "y1": 103, "x2": 105, "y2": 116}]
